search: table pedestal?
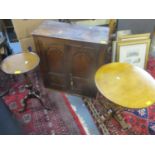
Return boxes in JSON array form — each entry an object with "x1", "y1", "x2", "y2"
[
  {"x1": 96, "y1": 93, "x2": 130, "y2": 130},
  {"x1": 83, "y1": 93, "x2": 130, "y2": 134},
  {"x1": 19, "y1": 73, "x2": 51, "y2": 112}
]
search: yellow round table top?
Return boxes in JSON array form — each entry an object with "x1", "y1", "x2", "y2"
[
  {"x1": 95, "y1": 62, "x2": 155, "y2": 109},
  {"x1": 1, "y1": 52, "x2": 40, "y2": 74}
]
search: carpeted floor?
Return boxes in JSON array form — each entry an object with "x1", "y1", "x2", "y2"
[
  {"x1": 2, "y1": 58, "x2": 155, "y2": 135},
  {"x1": 2, "y1": 70, "x2": 86, "y2": 135}
]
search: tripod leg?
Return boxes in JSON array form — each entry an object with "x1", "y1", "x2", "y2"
[
  {"x1": 113, "y1": 112, "x2": 130, "y2": 130},
  {"x1": 19, "y1": 92, "x2": 51, "y2": 113},
  {"x1": 19, "y1": 95, "x2": 29, "y2": 113},
  {"x1": 33, "y1": 93, "x2": 51, "y2": 110}
]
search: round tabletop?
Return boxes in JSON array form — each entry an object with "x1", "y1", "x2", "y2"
[
  {"x1": 95, "y1": 62, "x2": 155, "y2": 109},
  {"x1": 1, "y1": 52, "x2": 40, "y2": 74}
]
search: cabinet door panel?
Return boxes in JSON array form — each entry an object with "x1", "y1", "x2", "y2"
[
  {"x1": 67, "y1": 45, "x2": 97, "y2": 97},
  {"x1": 35, "y1": 37, "x2": 67, "y2": 89},
  {"x1": 44, "y1": 73, "x2": 66, "y2": 90},
  {"x1": 36, "y1": 37, "x2": 65, "y2": 73},
  {"x1": 70, "y1": 77, "x2": 94, "y2": 96},
  {"x1": 45, "y1": 45, "x2": 64, "y2": 73},
  {"x1": 67, "y1": 45, "x2": 97, "y2": 78}
]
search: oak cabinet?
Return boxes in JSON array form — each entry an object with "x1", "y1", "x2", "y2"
[{"x1": 32, "y1": 20, "x2": 110, "y2": 97}]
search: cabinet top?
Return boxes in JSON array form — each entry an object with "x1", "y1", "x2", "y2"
[{"x1": 32, "y1": 20, "x2": 109, "y2": 44}]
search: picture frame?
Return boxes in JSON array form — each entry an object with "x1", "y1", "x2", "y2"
[
  {"x1": 116, "y1": 29, "x2": 132, "y2": 40},
  {"x1": 116, "y1": 38, "x2": 151, "y2": 69},
  {"x1": 118, "y1": 33, "x2": 150, "y2": 41}
]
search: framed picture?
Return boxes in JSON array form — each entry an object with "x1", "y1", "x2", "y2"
[
  {"x1": 116, "y1": 38, "x2": 150, "y2": 69},
  {"x1": 116, "y1": 29, "x2": 132, "y2": 40},
  {"x1": 118, "y1": 33, "x2": 150, "y2": 41}
]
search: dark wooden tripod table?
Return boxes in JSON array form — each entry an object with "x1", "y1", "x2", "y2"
[{"x1": 1, "y1": 52, "x2": 51, "y2": 112}]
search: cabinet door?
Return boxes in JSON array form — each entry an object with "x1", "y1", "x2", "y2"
[
  {"x1": 35, "y1": 37, "x2": 67, "y2": 91},
  {"x1": 66, "y1": 44, "x2": 98, "y2": 97}
]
